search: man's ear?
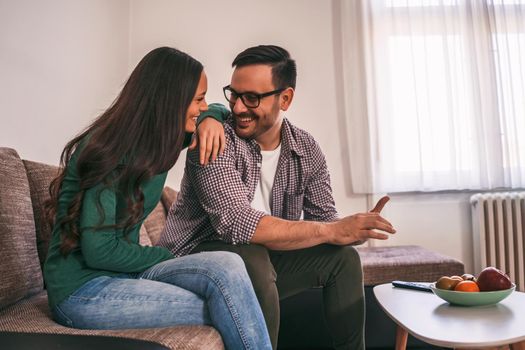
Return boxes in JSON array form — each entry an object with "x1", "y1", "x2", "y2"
[{"x1": 280, "y1": 87, "x2": 294, "y2": 111}]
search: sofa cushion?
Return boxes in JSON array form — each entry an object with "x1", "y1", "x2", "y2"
[
  {"x1": 142, "y1": 202, "x2": 167, "y2": 246},
  {"x1": 356, "y1": 245, "x2": 464, "y2": 286},
  {"x1": 0, "y1": 291, "x2": 224, "y2": 350},
  {"x1": 139, "y1": 225, "x2": 153, "y2": 246},
  {"x1": 22, "y1": 160, "x2": 59, "y2": 269},
  {"x1": 161, "y1": 187, "x2": 178, "y2": 211},
  {"x1": 0, "y1": 148, "x2": 44, "y2": 309}
]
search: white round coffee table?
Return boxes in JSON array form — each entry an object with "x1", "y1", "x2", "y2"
[{"x1": 373, "y1": 283, "x2": 525, "y2": 350}]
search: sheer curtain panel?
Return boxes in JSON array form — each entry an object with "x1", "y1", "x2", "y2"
[{"x1": 341, "y1": 0, "x2": 525, "y2": 193}]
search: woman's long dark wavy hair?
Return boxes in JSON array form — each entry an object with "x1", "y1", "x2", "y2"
[{"x1": 46, "y1": 47, "x2": 203, "y2": 256}]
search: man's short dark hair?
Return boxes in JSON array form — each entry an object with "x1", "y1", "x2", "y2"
[{"x1": 232, "y1": 45, "x2": 297, "y2": 90}]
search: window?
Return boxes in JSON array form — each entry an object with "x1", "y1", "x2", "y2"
[{"x1": 341, "y1": 0, "x2": 525, "y2": 193}]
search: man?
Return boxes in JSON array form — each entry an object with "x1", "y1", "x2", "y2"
[{"x1": 158, "y1": 45, "x2": 395, "y2": 350}]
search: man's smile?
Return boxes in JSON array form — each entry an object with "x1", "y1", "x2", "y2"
[{"x1": 234, "y1": 113, "x2": 256, "y2": 128}]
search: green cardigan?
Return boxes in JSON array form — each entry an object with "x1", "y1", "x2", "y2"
[{"x1": 44, "y1": 103, "x2": 229, "y2": 309}]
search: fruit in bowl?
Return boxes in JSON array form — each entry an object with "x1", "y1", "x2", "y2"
[
  {"x1": 454, "y1": 280, "x2": 480, "y2": 292},
  {"x1": 461, "y1": 273, "x2": 476, "y2": 281},
  {"x1": 431, "y1": 267, "x2": 515, "y2": 306},
  {"x1": 476, "y1": 267, "x2": 512, "y2": 291},
  {"x1": 435, "y1": 276, "x2": 462, "y2": 290}
]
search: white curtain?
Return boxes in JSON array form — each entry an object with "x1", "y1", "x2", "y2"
[{"x1": 341, "y1": 0, "x2": 525, "y2": 193}]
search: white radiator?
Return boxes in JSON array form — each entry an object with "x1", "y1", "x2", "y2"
[{"x1": 471, "y1": 192, "x2": 525, "y2": 292}]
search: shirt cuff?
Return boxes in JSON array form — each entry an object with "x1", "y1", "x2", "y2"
[{"x1": 230, "y1": 207, "x2": 266, "y2": 245}]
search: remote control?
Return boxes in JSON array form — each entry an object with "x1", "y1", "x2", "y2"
[{"x1": 391, "y1": 280, "x2": 433, "y2": 292}]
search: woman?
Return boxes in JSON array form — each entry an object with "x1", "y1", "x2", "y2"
[{"x1": 43, "y1": 47, "x2": 271, "y2": 349}]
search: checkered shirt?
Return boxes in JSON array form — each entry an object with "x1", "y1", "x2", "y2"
[{"x1": 157, "y1": 117, "x2": 339, "y2": 257}]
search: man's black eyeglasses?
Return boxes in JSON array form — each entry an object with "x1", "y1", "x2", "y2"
[{"x1": 223, "y1": 85, "x2": 285, "y2": 108}]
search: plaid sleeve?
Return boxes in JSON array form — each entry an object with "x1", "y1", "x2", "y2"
[
  {"x1": 185, "y1": 134, "x2": 266, "y2": 244},
  {"x1": 302, "y1": 139, "x2": 339, "y2": 222}
]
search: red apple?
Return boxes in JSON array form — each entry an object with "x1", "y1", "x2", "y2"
[{"x1": 476, "y1": 267, "x2": 512, "y2": 291}]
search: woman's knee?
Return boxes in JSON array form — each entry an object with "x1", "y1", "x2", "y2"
[
  {"x1": 200, "y1": 251, "x2": 248, "y2": 278},
  {"x1": 207, "y1": 250, "x2": 244, "y2": 265}
]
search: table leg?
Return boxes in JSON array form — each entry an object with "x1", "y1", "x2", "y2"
[
  {"x1": 510, "y1": 341, "x2": 525, "y2": 350},
  {"x1": 395, "y1": 325, "x2": 408, "y2": 350}
]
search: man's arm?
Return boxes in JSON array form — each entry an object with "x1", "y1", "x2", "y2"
[
  {"x1": 187, "y1": 157, "x2": 395, "y2": 251},
  {"x1": 248, "y1": 136, "x2": 396, "y2": 250},
  {"x1": 187, "y1": 103, "x2": 230, "y2": 165},
  {"x1": 187, "y1": 127, "x2": 395, "y2": 250},
  {"x1": 250, "y1": 206, "x2": 395, "y2": 250}
]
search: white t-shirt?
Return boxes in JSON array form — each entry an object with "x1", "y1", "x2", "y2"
[{"x1": 251, "y1": 144, "x2": 282, "y2": 214}]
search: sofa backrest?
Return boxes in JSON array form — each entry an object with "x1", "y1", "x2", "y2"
[
  {"x1": 22, "y1": 159, "x2": 59, "y2": 268},
  {"x1": 0, "y1": 148, "x2": 44, "y2": 310}
]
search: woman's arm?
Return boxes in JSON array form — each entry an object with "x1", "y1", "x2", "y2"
[
  {"x1": 186, "y1": 103, "x2": 230, "y2": 165},
  {"x1": 79, "y1": 183, "x2": 173, "y2": 273},
  {"x1": 196, "y1": 102, "x2": 230, "y2": 125}
]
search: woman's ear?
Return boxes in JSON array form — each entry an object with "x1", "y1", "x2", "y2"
[{"x1": 280, "y1": 87, "x2": 294, "y2": 111}]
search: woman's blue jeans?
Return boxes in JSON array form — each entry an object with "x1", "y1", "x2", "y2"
[{"x1": 53, "y1": 251, "x2": 271, "y2": 350}]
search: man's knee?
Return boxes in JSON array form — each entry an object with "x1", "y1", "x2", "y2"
[
  {"x1": 338, "y1": 245, "x2": 361, "y2": 265},
  {"x1": 329, "y1": 245, "x2": 363, "y2": 280}
]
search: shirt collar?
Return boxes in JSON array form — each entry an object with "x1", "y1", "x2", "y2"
[{"x1": 280, "y1": 118, "x2": 305, "y2": 157}]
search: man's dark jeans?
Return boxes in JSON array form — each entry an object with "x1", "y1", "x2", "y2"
[{"x1": 192, "y1": 242, "x2": 365, "y2": 350}]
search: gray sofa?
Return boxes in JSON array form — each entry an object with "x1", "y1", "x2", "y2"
[{"x1": 0, "y1": 147, "x2": 464, "y2": 349}]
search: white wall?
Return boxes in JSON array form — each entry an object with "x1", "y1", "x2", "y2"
[
  {"x1": 0, "y1": 0, "x2": 129, "y2": 165},
  {"x1": 0, "y1": 0, "x2": 475, "y2": 272}
]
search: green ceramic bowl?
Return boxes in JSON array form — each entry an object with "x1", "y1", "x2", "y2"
[{"x1": 430, "y1": 283, "x2": 515, "y2": 306}]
